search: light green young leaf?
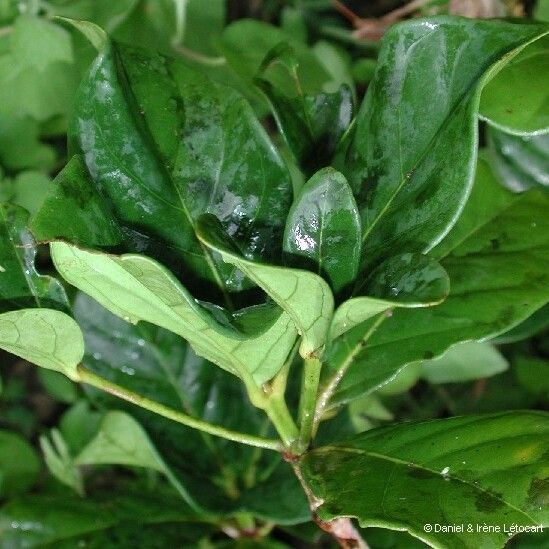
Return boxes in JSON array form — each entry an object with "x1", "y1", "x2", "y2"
[
  {"x1": 330, "y1": 254, "x2": 449, "y2": 340},
  {"x1": 421, "y1": 341, "x2": 509, "y2": 384},
  {"x1": 74, "y1": 411, "x2": 198, "y2": 510},
  {"x1": 301, "y1": 412, "x2": 549, "y2": 549},
  {"x1": 0, "y1": 309, "x2": 83, "y2": 380},
  {"x1": 50, "y1": 242, "x2": 297, "y2": 385},
  {"x1": 53, "y1": 17, "x2": 108, "y2": 51},
  {"x1": 40, "y1": 429, "x2": 83, "y2": 496},
  {"x1": 197, "y1": 214, "x2": 334, "y2": 358},
  {"x1": 75, "y1": 411, "x2": 168, "y2": 472}
]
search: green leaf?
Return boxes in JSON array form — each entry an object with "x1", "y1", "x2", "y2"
[
  {"x1": 326, "y1": 158, "x2": 549, "y2": 404},
  {"x1": 38, "y1": 41, "x2": 292, "y2": 297},
  {"x1": 0, "y1": 309, "x2": 83, "y2": 380},
  {"x1": 342, "y1": 17, "x2": 549, "y2": 267},
  {"x1": 0, "y1": 15, "x2": 79, "y2": 121},
  {"x1": 300, "y1": 412, "x2": 549, "y2": 548},
  {"x1": 494, "y1": 304, "x2": 549, "y2": 344},
  {"x1": 197, "y1": 214, "x2": 333, "y2": 357},
  {"x1": 0, "y1": 487, "x2": 210, "y2": 547},
  {"x1": 59, "y1": 400, "x2": 102, "y2": 454},
  {"x1": 38, "y1": 369, "x2": 78, "y2": 404},
  {"x1": 31, "y1": 155, "x2": 125, "y2": 247},
  {"x1": 40, "y1": 429, "x2": 84, "y2": 496},
  {"x1": 54, "y1": 17, "x2": 108, "y2": 51},
  {"x1": 75, "y1": 411, "x2": 169, "y2": 472},
  {"x1": 7, "y1": 171, "x2": 51, "y2": 216},
  {"x1": 488, "y1": 128, "x2": 549, "y2": 192},
  {"x1": 330, "y1": 253, "x2": 450, "y2": 340},
  {"x1": 0, "y1": 115, "x2": 56, "y2": 171},
  {"x1": 219, "y1": 19, "x2": 331, "y2": 97},
  {"x1": 479, "y1": 36, "x2": 549, "y2": 135},
  {"x1": 421, "y1": 342, "x2": 508, "y2": 384},
  {"x1": 73, "y1": 292, "x2": 309, "y2": 521},
  {"x1": 255, "y1": 44, "x2": 353, "y2": 171},
  {"x1": 283, "y1": 168, "x2": 360, "y2": 293},
  {"x1": 0, "y1": 430, "x2": 40, "y2": 498},
  {"x1": 51, "y1": 242, "x2": 297, "y2": 385},
  {"x1": 0, "y1": 203, "x2": 67, "y2": 312}
]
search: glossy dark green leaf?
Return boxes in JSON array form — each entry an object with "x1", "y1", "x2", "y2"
[
  {"x1": 255, "y1": 44, "x2": 353, "y2": 171},
  {"x1": 283, "y1": 168, "x2": 360, "y2": 293},
  {"x1": 73, "y1": 292, "x2": 308, "y2": 521},
  {"x1": 342, "y1": 17, "x2": 549, "y2": 267},
  {"x1": 326, "y1": 158, "x2": 549, "y2": 405},
  {"x1": 0, "y1": 487, "x2": 211, "y2": 547},
  {"x1": 479, "y1": 36, "x2": 549, "y2": 135},
  {"x1": 37, "y1": 40, "x2": 292, "y2": 298},
  {"x1": 197, "y1": 214, "x2": 333, "y2": 357},
  {"x1": 494, "y1": 304, "x2": 549, "y2": 344},
  {"x1": 301, "y1": 412, "x2": 549, "y2": 549},
  {"x1": 488, "y1": 128, "x2": 549, "y2": 192},
  {"x1": 0, "y1": 204, "x2": 67, "y2": 313},
  {"x1": 330, "y1": 253, "x2": 449, "y2": 340},
  {"x1": 0, "y1": 430, "x2": 40, "y2": 498}
]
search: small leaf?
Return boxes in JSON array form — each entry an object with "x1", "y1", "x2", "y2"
[
  {"x1": 0, "y1": 309, "x2": 84, "y2": 380},
  {"x1": 0, "y1": 430, "x2": 40, "y2": 498},
  {"x1": 300, "y1": 412, "x2": 549, "y2": 548},
  {"x1": 40, "y1": 429, "x2": 84, "y2": 496},
  {"x1": 197, "y1": 214, "x2": 333, "y2": 357},
  {"x1": 75, "y1": 411, "x2": 168, "y2": 472},
  {"x1": 283, "y1": 168, "x2": 360, "y2": 293},
  {"x1": 488, "y1": 128, "x2": 549, "y2": 192},
  {"x1": 255, "y1": 44, "x2": 353, "y2": 171},
  {"x1": 0, "y1": 204, "x2": 67, "y2": 313},
  {"x1": 480, "y1": 35, "x2": 549, "y2": 135},
  {"x1": 51, "y1": 242, "x2": 297, "y2": 385},
  {"x1": 421, "y1": 341, "x2": 508, "y2": 384},
  {"x1": 53, "y1": 17, "x2": 108, "y2": 51},
  {"x1": 330, "y1": 253, "x2": 449, "y2": 340}
]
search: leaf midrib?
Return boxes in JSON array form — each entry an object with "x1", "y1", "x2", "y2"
[{"x1": 307, "y1": 445, "x2": 538, "y2": 525}]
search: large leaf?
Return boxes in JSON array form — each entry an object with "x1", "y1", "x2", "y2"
[
  {"x1": 0, "y1": 309, "x2": 83, "y2": 380},
  {"x1": 479, "y1": 35, "x2": 549, "y2": 135},
  {"x1": 0, "y1": 203, "x2": 67, "y2": 313},
  {"x1": 342, "y1": 16, "x2": 549, "y2": 268},
  {"x1": 197, "y1": 214, "x2": 333, "y2": 358},
  {"x1": 73, "y1": 292, "x2": 308, "y2": 521},
  {"x1": 0, "y1": 487, "x2": 212, "y2": 547},
  {"x1": 329, "y1": 253, "x2": 450, "y2": 341},
  {"x1": 36, "y1": 40, "x2": 292, "y2": 298},
  {"x1": 488, "y1": 128, "x2": 549, "y2": 192},
  {"x1": 51, "y1": 242, "x2": 297, "y2": 385},
  {"x1": 325, "y1": 158, "x2": 549, "y2": 405},
  {"x1": 300, "y1": 412, "x2": 549, "y2": 548},
  {"x1": 283, "y1": 168, "x2": 360, "y2": 294}
]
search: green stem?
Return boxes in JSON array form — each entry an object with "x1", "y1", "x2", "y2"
[
  {"x1": 313, "y1": 311, "x2": 391, "y2": 432},
  {"x1": 263, "y1": 396, "x2": 299, "y2": 449},
  {"x1": 77, "y1": 365, "x2": 284, "y2": 452},
  {"x1": 296, "y1": 357, "x2": 322, "y2": 453}
]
